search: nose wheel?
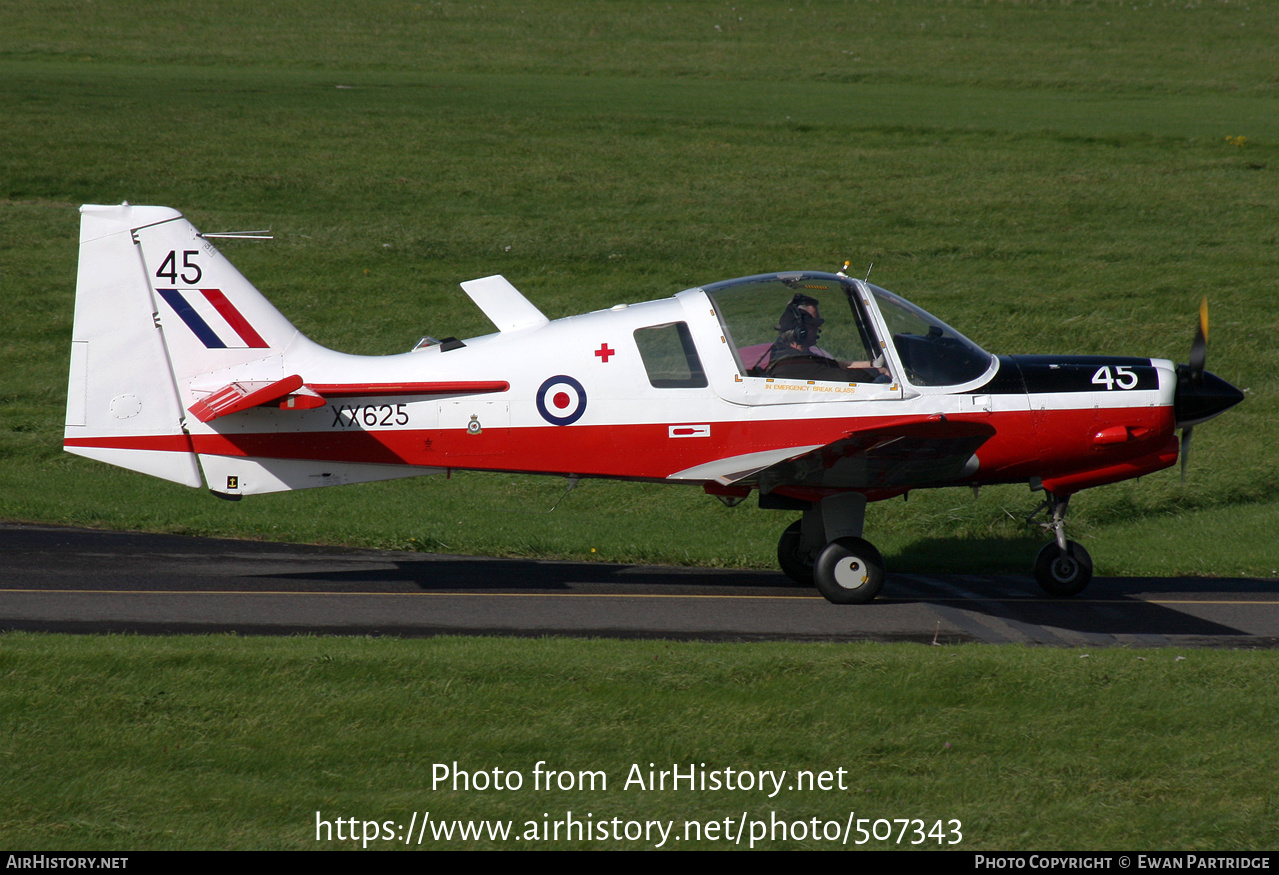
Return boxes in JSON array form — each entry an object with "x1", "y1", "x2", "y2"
[
  {"x1": 1028, "y1": 492, "x2": 1093, "y2": 597},
  {"x1": 1034, "y1": 540, "x2": 1093, "y2": 597}
]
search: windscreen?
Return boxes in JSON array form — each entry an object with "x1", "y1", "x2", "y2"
[{"x1": 868, "y1": 284, "x2": 993, "y2": 387}]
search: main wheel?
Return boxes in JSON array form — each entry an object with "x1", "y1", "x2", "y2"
[
  {"x1": 813, "y1": 537, "x2": 885, "y2": 604},
  {"x1": 1034, "y1": 540, "x2": 1093, "y2": 597},
  {"x1": 777, "y1": 520, "x2": 814, "y2": 586}
]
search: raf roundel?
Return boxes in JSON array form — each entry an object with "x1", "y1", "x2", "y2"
[{"x1": 536, "y1": 375, "x2": 588, "y2": 426}]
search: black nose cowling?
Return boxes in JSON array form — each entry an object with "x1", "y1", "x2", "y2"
[{"x1": 1175, "y1": 365, "x2": 1244, "y2": 428}]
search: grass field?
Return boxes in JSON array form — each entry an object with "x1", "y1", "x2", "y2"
[
  {"x1": 3, "y1": 634, "x2": 1278, "y2": 850},
  {"x1": 2, "y1": 0, "x2": 1278, "y2": 850}
]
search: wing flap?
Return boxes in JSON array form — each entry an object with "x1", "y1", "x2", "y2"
[{"x1": 667, "y1": 445, "x2": 825, "y2": 485}]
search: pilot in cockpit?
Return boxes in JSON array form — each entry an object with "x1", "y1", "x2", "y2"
[{"x1": 766, "y1": 294, "x2": 889, "y2": 383}]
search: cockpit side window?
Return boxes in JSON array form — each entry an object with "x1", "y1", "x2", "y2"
[
  {"x1": 703, "y1": 273, "x2": 889, "y2": 384},
  {"x1": 634, "y1": 322, "x2": 708, "y2": 388}
]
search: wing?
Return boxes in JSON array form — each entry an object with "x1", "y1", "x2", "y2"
[{"x1": 675, "y1": 416, "x2": 995, "y2": 492}]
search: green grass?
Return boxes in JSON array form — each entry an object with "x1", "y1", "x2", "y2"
[{"x1": 2, "y1": 633, "x2": 1278, "y2": 850}]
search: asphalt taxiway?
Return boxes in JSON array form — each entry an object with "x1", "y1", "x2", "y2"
[{"x1": 2, "y1": 522, "x2": 1276, "y2": 646}]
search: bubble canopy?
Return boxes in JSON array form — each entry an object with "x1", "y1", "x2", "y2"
[{"x1": 700, "y1": 272, "x2": 994, "y2": 388}]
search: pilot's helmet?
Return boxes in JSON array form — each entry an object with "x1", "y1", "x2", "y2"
[{"x1": 776, "y1": 293, "x2": 824, "y2": 347}]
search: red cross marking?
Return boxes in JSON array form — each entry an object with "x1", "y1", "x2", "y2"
[{"x1": 595, "y1": 343, "x2": 615, "y2": 363}]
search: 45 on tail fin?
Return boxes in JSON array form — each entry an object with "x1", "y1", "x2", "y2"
[{"x1": 64, "y1": 204, "x2": 306, "y2": 486}]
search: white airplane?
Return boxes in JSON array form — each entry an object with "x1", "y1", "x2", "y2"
[{"x1": 64, "y1": 204, "x2": 1243, "y2": 603}]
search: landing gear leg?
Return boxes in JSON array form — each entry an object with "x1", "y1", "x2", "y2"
[{"x1": 1029, "y1": 492, "x2": 1093, "y2": 597}]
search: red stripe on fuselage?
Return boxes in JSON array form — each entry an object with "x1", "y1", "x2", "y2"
[
  {"x1": 65, "y1": 435, "x2": 195, "y2": 452},
  {"x1": 68, "y1": 404, "x2": 1177, "y2": 490}
]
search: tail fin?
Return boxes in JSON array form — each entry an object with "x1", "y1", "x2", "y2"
[{"x1": 63, "y1": 204, "x2": 304, "y2": 486}]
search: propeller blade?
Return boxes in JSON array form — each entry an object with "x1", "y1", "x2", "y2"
[
  {"x1": 1175, "y1": 295, "x2": 1243, "y2": 481},
  {"x1": 1188, "y1": 296, "x2": 1208, "y2": 384},
  {"x1": 1182, "y1": 298, "x2": 1205, "y2": 483}
]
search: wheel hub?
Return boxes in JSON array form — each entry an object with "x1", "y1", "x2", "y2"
[
  {"x1": 832, "y1": 557, "x2": 869, "y2": 590},
  {"x1": 1051, "y1": 557, "x2": 1079, "y2": 582}
]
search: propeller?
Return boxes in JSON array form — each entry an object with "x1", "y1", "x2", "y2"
[
  {"x1": 1189, "y1": 296, "x2": 1208, "y2": 385},
  {"x1": 1174, "y1": 297, "x2": 1243, "y2": 481},
  {"x1": 1179, "y1": 421, "x2": 1194, "y2": 483}
]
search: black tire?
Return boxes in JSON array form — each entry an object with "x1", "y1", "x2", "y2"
[
  {"x1": 1034, "y1": 540, "x2": 1093, "y2": 597},
  {"x1": 777, "y1": 520, "x2": 814, "y2": 586},
  {"x1": 813, "y1": 537, "x2": 885, "y2": 604}
]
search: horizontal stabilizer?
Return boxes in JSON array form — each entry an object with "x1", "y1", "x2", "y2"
[
  {"x1": 306, "y1": 380, "x2": 510, "y2": 398},
  {"x1": 190, "y1": 376, "x2": 512, "y2": 422},
  {"x1": 189, "y1": 374, "x2": 305, "y2": 422}
]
